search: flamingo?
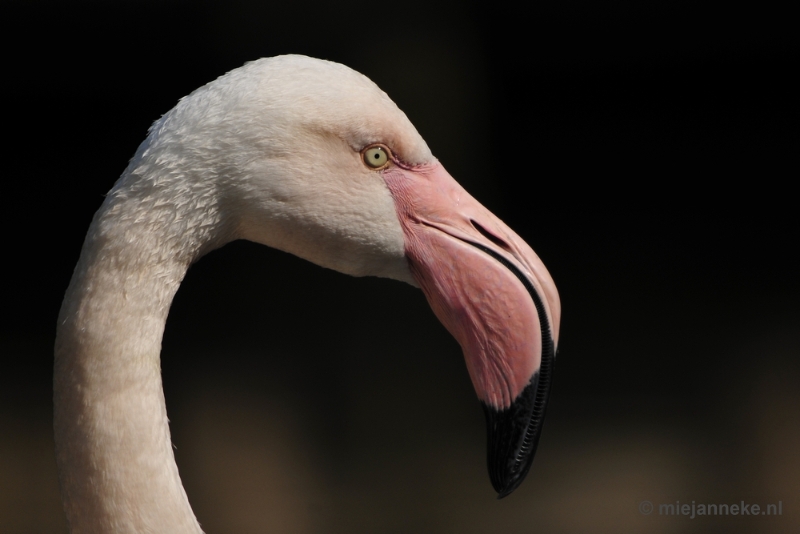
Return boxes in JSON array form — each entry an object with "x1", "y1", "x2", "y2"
[{"x1": 54, "y1": 55, "x2": 561, "y2": 532}]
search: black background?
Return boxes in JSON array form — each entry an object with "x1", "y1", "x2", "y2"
[{"x1": 2, "y1": 1, "x2": 798, "y2": 532}]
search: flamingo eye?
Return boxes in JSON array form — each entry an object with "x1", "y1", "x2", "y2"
[{"x1": 362, "y1": 145, "x2": 390, "y2": 169}]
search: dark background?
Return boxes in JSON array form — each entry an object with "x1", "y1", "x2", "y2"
[{"x1": 2, "y1": 0, "x2": 798, "y2": 532}]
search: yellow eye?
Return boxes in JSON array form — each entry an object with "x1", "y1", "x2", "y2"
[{"x1": 362, "y1": 145, "x2": 390, "y2": 169}]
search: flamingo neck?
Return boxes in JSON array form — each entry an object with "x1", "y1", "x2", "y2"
[{"x1": 54, "y1": 175, "x2": 228, "y2": 533}]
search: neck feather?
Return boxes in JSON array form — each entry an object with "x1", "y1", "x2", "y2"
[{"x1": 54, "y1": 171, "x2": 228, "y2": 533}]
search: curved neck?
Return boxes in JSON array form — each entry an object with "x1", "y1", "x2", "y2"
[{"x1": 54, "y1": 179, "x2": 228, "y2": 533}]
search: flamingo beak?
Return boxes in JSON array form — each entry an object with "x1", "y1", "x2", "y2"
[{"x1": 382, "y1": 162, "x2": 561, "y2": 498}]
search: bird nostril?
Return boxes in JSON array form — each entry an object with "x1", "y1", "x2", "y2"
[{"x1": 470, "y1": 219, "x2": 511, "y2": 252}]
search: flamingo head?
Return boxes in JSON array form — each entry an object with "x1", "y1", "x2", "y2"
[{"x1": 132, "y1": 55, "x2": 561, "y2": 497}]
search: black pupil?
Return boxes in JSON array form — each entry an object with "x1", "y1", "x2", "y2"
[{"x1": 373, "y1": 153, "x2": 380, "y2": 159}]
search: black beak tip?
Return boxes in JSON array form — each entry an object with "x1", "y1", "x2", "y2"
[
  {"x1": 483, "y1": 363, "x2": 554, "y2": 499},
  {"x1": 487, "y1": 399, "x2": 538, "y2": 499},
  {"x1": 495, "y1": 475, "x2": 526, "y2": 499}
]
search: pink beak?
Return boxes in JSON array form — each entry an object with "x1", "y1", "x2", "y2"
[{"x1": 383, "y1": 162, "x2": 561, "y2": 497}]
